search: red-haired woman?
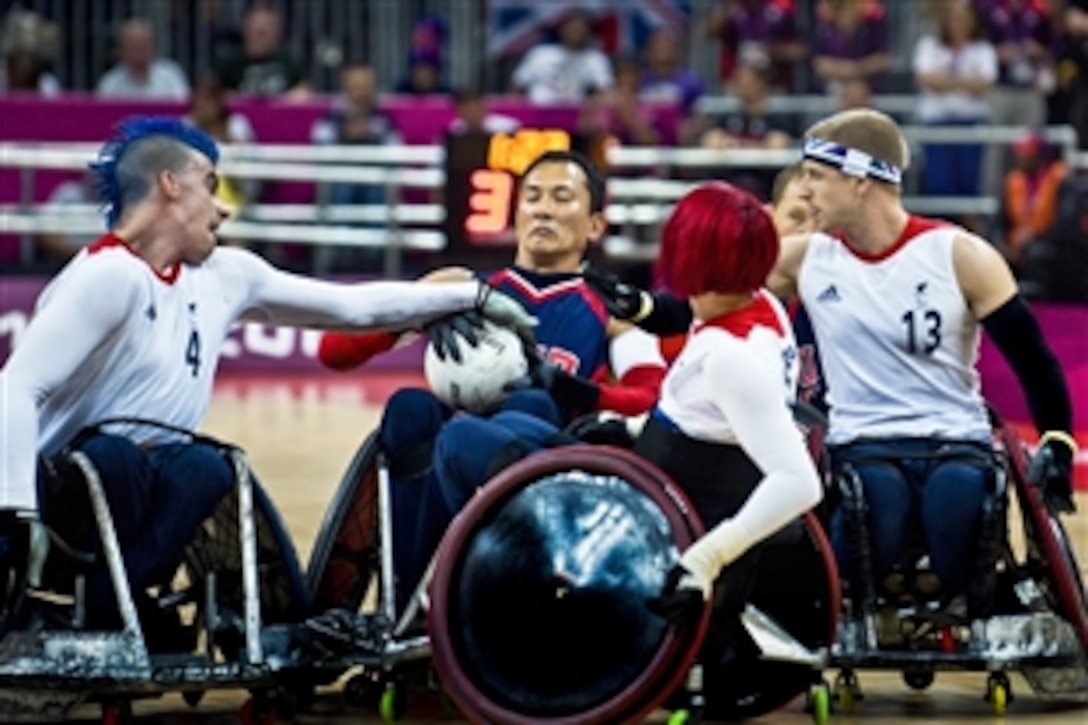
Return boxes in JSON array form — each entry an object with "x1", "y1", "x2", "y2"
[{"x1": 635, "y1": 182, "x2": 822, "y2": 628}]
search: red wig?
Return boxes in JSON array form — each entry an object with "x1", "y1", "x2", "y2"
[{"x1": 657, "y1": 182, "x2": 779, "y2": 298}]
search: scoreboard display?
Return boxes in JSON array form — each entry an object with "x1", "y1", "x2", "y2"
[{"x1": 443, "y1": 129, "x2": 598, "y2": 257}]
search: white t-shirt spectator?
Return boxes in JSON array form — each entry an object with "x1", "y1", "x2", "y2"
[
  {"x1": 912, "y1": 35, "x2": 997, "y2": 123},
  {"x1": 96, "y1": 59, "x2": 189, "y2": 100},
  {"x1": 512, "y1": 44, "x2": 613, "y2": 104}
]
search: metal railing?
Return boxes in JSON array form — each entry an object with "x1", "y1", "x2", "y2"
[{"x1": 2, "y1": 124, "x2": 1083, "y2": 274}]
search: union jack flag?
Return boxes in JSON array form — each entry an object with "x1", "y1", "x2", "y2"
[{"x1": 487, "y1": 0, "x2": 692, "y2": 58}]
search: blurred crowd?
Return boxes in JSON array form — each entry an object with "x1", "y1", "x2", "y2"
[{"x1": 2, "y1": 0, "x2": 1087, "y2": 300}]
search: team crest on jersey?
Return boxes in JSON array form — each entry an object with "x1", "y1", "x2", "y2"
[{"x1": 145, "y1": 304, "x2": 156, "y2": 321}]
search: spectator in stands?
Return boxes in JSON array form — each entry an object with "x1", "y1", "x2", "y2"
[
  {"x1": 310, "y1": 61, "x2": 402, "y2": 273},
  {"x1": 1002, "y1": 130, "x2": 1069, "y2": 271},
  {"x1": 639, "y1": 28, "x2": 705, "y2": 117},
  {"x1": 587, "y1": 55, "x2": 665, "y2": 148},
  {"x1": 213, "y1": 3, "x2": 308, "y2": 99},
  {"x1": 447, "y1": 86, "x2": 520, "y2": 135},
  {"x1": 812, "y1": 0, "x2": 892, "y2": 95},
  {"x1": 705, "y1": 0, "x2": 804, "y2": 90},
  {"x1": 1021, "y1": 170, "x2": 1088, "y2": 301},
  {"x1": 976, "y1": 0, "x2": 1057, "y2": 200},
  {"x1": 693, "y1": 48, "x2": 797, "y2": 199},
  {"x1": 96, "y1": 18, "x2": 189, "y2": 100},
  {"x1": 183, "y1": 77, "x2": 258, "y2": 216},
  {"x1": 1051, "y1": 0, "x2": 1088, "y2": 147},
  {"x1": 510, "y1": 9, "x2": 613, "y2": 104},
  {"x1": 0, "y1": 8, "x2": 60, "y2": 96},
  {"x1": 394, "y1": 50, "x2": 451, "y2": 96},
  {"x1": 395, "y1": 14, "x2": 450, "y2": 96},
  {"x1": 913, "y1": 0, "x2": 997, "y2": 229}
]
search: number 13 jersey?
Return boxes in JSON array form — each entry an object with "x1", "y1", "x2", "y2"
[{"x1": 798, "y1": 216, "x2": 990, "y2": 445}]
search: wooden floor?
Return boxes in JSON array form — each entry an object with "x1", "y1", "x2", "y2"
[{"x1": 67, "y1": 374, "x2": 1088, "y2": 724}]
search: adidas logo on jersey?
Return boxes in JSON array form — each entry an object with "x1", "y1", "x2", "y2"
[{"x1": 817, "y1": 284, "x2": 840, "y2": 302}]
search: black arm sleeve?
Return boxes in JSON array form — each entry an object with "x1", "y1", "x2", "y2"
[
  {"x1": 980, "y1": 294, "x2": 1072, "y2": 435},
  {"x1": 639, "y1": 293, "x2": 695, "y2": 336}
]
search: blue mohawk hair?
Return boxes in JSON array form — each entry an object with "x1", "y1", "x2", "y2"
[{"x1": 89, "y1": 116, "x2": 220, "y2": 227}]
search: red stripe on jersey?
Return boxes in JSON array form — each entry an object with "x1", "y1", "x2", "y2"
[
  {"x1": 695, "y1": 292, "x2": 784, "y2": 339},
  {"x1": 87, "y1": 233, "x2": 181, "y2": 284},
  {"x1": 489, "y1": 268, "x2": 586, "y2": 301},
  {"x1": 842, "y1": 215, "x2": 948, "y2": 264},
  {"x1": 488, "y1": 268, "x2": 609, "y2": 324}
]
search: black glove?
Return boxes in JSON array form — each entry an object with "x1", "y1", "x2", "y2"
[
  {"x1": 646, "y1": 565, "x2": 704, "y2": 629},
  {"x1": 582, "y1": 265, "x2": 653, "y2": 322},
  {"x1": 1030, "y1": 435, "x2": 1076, "y2": 514},
  {"x1": 504, "y1": 352, "x2": 601, "y2": 413},
  {"x1": 423, "y1": 310, "x2": 486, "y2": 363},
  {"x1": 564, "y1": 412, "x2": 634, "y2": 447}
]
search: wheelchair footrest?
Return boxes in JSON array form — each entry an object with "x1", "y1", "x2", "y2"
[{"x1": 303, "y1": 609, "x2": 391, "y2": 657}]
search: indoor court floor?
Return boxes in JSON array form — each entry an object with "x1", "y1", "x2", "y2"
[{"x1": 64, "y1": 373, "x2": 1088, "y2": 724}]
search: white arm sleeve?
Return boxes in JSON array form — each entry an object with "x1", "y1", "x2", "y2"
[
  {"x1": 679, "y1": 346, "x2": 823, "y2": 583},
  {"x1": 218, "y1": 247, "x2": 480, "y2": 330},
  {"x1": 0, "y1": 258, "x2": 139, "y2": 512}
]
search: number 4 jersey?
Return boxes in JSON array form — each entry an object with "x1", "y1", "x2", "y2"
[{"x1": 798, "y1": 216, "x2": 990, "y2": 445}]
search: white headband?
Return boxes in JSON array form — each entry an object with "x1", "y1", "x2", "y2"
[{"x1": 803, "y1": 137, "x2": 902, "y2": 185}]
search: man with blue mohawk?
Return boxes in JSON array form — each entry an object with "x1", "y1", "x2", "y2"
[{"x1": 0, "y1": 116, "x2": 535, "y2": 641}]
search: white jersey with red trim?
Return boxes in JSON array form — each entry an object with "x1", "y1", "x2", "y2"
[
  {"x1": 658, "y1": 289, "x2": 799, "y2": 445},
  {"x1": 798, "y1": 217, "x2": 991, "y2": 445},
  {"x1": 656, "y1": 288, "x2": 819, "y2": 562},
  {"x1": 0, "y1": 235, "x2": 485, "y2": 511}
]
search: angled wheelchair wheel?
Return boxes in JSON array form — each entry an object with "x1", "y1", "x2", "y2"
[
  {"x1": 181, "y1": 472, "x2": 312, "y2": 639},
  {"x1": 306, "y1": 432, "x2": 382, "y2": 612},
  {"x1": 999, "y1": 424, "x2": 1088, "y2": 652},
  {"x1": 429, "y1": 445, "x2": 712, "y2": 724}
]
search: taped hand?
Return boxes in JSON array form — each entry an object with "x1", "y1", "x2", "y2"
[{"x1": 1031, "y1": 432, "x2": 1077, "y2": 514}]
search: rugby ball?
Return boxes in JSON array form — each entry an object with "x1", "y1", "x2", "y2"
[{"x1": 424, "y1": 321, "x2": 529, "y2": 414}]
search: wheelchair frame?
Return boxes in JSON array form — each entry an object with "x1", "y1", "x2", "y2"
[
  {"x1": 819, "y1": 419, "x2": 1088, "y2": 716},
  {"x1": 302, "y1": 431, "x2": 436, "y2": 716},
  {"x1": 0, "y1": 422, "x2": 310, "y2": 723}
]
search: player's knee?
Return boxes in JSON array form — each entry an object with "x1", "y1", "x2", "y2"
[
  {"x1": 72, "y1": 432, "x2": 143, "y2": 477},
  {"x1": 381, "y1": 387, "x2": 448, "y2": 454},
  {"x1": 169, "y1": 444, "x2": 235, "y2": 502},
  {"x1": 500, "y1": 388, "x2": 561, "y2": 425}
]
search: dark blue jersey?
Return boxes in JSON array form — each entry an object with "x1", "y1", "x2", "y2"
[{"x1": 484, "y1": 266, "x2": 611, "y2": 382}]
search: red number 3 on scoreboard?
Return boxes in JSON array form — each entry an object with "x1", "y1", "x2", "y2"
[{"x1": 466, "y1": 170, "x2": 514, "y2": 235}]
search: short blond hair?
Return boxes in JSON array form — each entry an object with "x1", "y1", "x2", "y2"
[{"x1": 805, "y1": 108, "x2": 911, "y2": 172}]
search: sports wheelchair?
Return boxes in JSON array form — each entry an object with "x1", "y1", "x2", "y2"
[
  {"x1": 817, "y1": 412, "x2": 1088, "y2": 720},
  {"x1": 303, "y1": 432, "x2": 436, "y2": 720},
  {"x1": 305, "y1": 419, "x2": 839, "y2": 723},
  {"x1": 0, "y1": 420, "x2": 313, "y2": 724}
]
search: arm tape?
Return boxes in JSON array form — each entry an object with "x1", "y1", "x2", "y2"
[
  {"x1": 639, "y1": 293, "x2": 694, "y2": 336},
  {"x1": 981, "y1": 294, "x2": 1072, "y2": 435}
]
